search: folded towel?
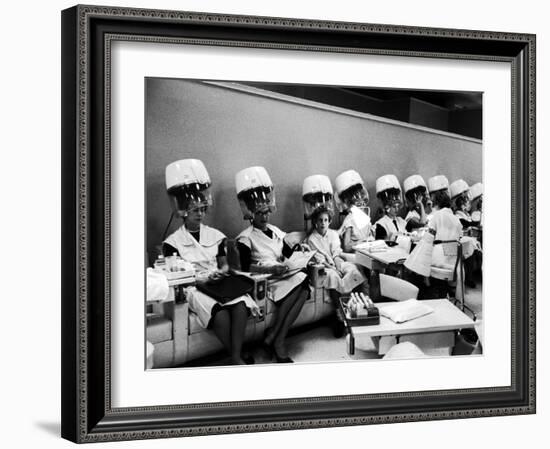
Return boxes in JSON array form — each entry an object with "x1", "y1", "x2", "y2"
[
  {"x1": 354, "y1": 240, "x2": 387, "y2": 252},
  {"x1": 146, "y1": 268, "x2": 169, "y2": 302},
  {"x1": 378, "y1": 299, "x2": 434, "y2": 323}
]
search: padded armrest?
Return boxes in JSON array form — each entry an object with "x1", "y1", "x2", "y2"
[{"x1": 284, "y1": 231, "x2": 306, "y2": 248}]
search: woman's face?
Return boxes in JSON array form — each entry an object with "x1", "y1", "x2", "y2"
[
  {"x1": 471, "y1": 196, "x2": 482, "y2": 211},
  {"x1": 185, "y1": 205, "x2": 207, "y2": 230},
  {"x1": 384, "y1": 192, "x2": 402, "y2": 218},
  {"x1": 425, "y1": 197, "x2": 433, "y2": 214},
  {"x1": 349, "y1": 191, "x2": 367, "y2": 208},
  {"x1": 386, "y1": 201, "x2": 401, "y2": 218},
  {"x1": 252, "y1": 208, "x2": 271, "y2": 229},
  {"x1": 314, "y1": 213, "x2": 331, "y2": 235}
]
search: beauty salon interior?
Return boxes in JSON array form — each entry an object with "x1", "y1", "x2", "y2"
[{"x1": 145, "y1": 78, "x2": 483, "y2": 369}]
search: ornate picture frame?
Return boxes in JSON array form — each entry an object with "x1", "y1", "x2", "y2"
[{"x1": 61, "y1": 4, "x2": 535, "y2": 443}]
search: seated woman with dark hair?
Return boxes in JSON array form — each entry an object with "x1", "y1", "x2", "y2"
[
  {"x1": 449, "y1": 179, "x2": 482, "y2": 287},
  {"x1": 163, "y1": 159, "x2": 259, "y2": 365},
  {"x1": 450, "y1": 179, "x2": 474, "y2": 229},
  {"x1": 334, "y1": 169, "x2": 373, "y2": 252},
  {"x1": 374, "y1": 174, "x2": 407, "y2": 241},
  {"x1": 235, "y1": 166, "x2": 309, "y2": 363},
  {"x1": 403, "y1": 175, "x2": 431, "y2": 232}
]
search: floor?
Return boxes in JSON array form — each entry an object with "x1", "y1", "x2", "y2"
[{"x1": 200, "y1": 276, "x2": 483, "y2": 367}]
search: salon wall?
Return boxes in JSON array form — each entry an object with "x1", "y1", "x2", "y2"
[{"x1": 146, "y1": 78, "x2": 482, "y2": 262}]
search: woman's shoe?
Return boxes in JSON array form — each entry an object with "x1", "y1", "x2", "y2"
[
  {"x1": 242, "y1": 353, "x2": 255, "y2": 365},
  {"x1": 273, "y1": 347, "x2": 293, "y2": 363}
]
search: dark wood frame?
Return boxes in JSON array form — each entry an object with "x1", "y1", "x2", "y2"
[{"x1": 61, "y1": 4, "x2": 536, "y2": 443}]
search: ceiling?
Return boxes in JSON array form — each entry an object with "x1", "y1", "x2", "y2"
[{"x1": 344, "y1": 87, "x2": 482, "y2": 112}]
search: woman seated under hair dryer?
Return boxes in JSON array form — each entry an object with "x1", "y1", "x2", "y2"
[
  {"x1": 302, "y1": 174, "x2": 334, "y2": 231},
  {"x1": 235, "y1": 166, "x2": 309, "y2": 363},
  {"x1": 302, "y1": 176, "x2": 367, "y2": 337},
  {"x1": 469, "y1": 182, "x2": 483, "y2": 228},
  {"x1": 403, "y1": 174, "x2": 431, "y2": 232},
  {"x1": 374, "y1": 174, "x2": 408, "y2": 241},
  {"x1": 334, "y1": 169, "x2": 373, "y2": 252},
  {"x1": 450, "y1": 179, "x2": 474, "y2": 229},
  {"x1": 450, "y1": 179, "x2": 482, "y2": 287},
  {"x1": 162, "y1": 159, "x2": 259, "y2": 365}
]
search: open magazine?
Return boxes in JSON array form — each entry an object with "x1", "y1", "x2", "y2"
[{"x1": 280, "y1": 250, "x2": 318, "y2": 276}]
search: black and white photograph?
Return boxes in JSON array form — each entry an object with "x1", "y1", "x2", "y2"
[
  {"x1": 49, "y1": 0, "x2": 540, "y2": 445},
  {"x1": 145, "y1": 79, "x2": 484, "y2": 369}
]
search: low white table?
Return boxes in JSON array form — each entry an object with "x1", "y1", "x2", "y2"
[
  {"x1": 346, "y1": 299, "x2": 476, "y2": 356},
  {"x1": 354, "y1": 245, "x2": 409, "y2": 271},
  {"x1": 353, "y1": 238, "x2": 479, "y2": 277}
]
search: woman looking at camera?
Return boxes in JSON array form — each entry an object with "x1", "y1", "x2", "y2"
[
  {"x1": 374, "y1": 174, "x2": 408, "y2": 240},
  {"x1": 163, "y1": 159, "x2": 258, "y2": 365}
]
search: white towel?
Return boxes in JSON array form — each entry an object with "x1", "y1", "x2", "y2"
[
  {"x1": 146, "y1": 268, "x2": 169, "y2": 302},
  {"x1": 378, "y1": 299, "x2": 434, "y2": 323}
]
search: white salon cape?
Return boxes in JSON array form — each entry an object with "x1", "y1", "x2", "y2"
[
  {"x1": 164, "y1": 224, "x2": 258, "y2": 328},
  {"x1": 338, "y1": 205, "x2": 372, "y2": 245},
  {"x1": 236, "y1": 224, "x2": 307, "y2": 302},
  {"x1": 405, "y1": 209, "x2": 421, "y2": 223},
  {"x1": 305, "y1": 229, "x2": 365, "y2": 293},
  {"x1": 375, "y1": 214, "x2": 408, "y2": 240}
]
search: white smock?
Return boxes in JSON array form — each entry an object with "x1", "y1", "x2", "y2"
[
  {"x1": 428, "y1": 208, "x2": 464, "y2": 269},
  {"x1": 236, "y1": 224, "x2": 307, "y2": 302},
  {"x1": 338, "y1": 206, "x2": 372, "y2": 245},
  {"x1": 375, "y1": 214, "x2": 408, "y2": 240},
  {"x1": 164, "y1": 224, "x2": 258, "y2": 328},
  {"x1": 305, "y1": 229, "x2": 365, "y2": 293},
  {"x1": 405, "y1": 209, "x2": 421, "y2": 223}
]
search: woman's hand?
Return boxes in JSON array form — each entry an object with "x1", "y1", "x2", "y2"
[
  {"x1": 270, "y1": 264, "x2": 289, "y2": 276},
  {"x1": 334, "y1": 257, "x2": 345, "y2": 275},
  {"x1": 207, "y1": 269, "x2": 228, "y2": 282},
  {"x1": 312, "y1": 253, "x2": 326, "y2": 265}
]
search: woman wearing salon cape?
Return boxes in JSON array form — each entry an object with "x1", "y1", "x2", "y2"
[
  {"x1": 162, "y1": 159, "x2": 259, "y2": 365},
  {"x1": 235, "y1": 166, "x2": 310, "y2": 363}
]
